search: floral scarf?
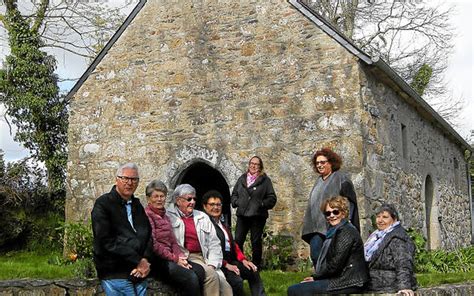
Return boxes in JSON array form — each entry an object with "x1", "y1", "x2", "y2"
[
  {"x1": 246, "y1": 172, "x2": 258, "y2": 187},
  {"x1": 364, "y1": 221, "x2": 400, "y2": 261}
]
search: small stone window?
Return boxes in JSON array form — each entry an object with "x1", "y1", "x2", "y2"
[
  {"x1": 453, "y1": 157, "x2": 459, "y2": 190},
  {"x1": 401, "y1": 123, "x2": 408, "y2": 160}
]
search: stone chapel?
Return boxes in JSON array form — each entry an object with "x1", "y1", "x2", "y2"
[{"x1": 65, "y1": 0, "x2": 472, "y2": 257}]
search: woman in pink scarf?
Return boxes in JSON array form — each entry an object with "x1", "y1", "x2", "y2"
[{"x1": 231, "y1": 156, "x2": 277, "y2": 269}]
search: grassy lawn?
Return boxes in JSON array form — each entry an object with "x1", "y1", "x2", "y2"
[{"x1": 0, "y1": 250, "x2": 76, "y2": 280}]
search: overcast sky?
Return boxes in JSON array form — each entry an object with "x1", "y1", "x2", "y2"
[{"x1": 0, "y1": 0, "x2": 473, "y2": 163}]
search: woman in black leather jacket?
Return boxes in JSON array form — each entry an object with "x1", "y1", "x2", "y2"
[{"x1": 287, "y1": 196, "x2": 368, "y2": 295}]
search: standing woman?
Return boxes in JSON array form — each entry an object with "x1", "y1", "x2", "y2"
[
  {"x1": 301, "y1": 148, "x2": 359, "y2": 270},
  {"x1": 231, "y1": 156, "x2": 277, "y2": 269}
]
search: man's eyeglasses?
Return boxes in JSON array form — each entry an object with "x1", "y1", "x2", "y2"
[
  {"x1": 117, "y1": 176, "x2": 140, "y2": 184},
  {"x1": 324, "y1": 209, "x2": 340, "y2": 217},
  {"x1": 315, "y1": 160, "x2": 329, "y2": 166},
  {"x1": 206, "y1": 202, "x2": 222, "y2": 208},
  {"x1": 180, "y1": 196, "x2": 196, "y2": 202}
]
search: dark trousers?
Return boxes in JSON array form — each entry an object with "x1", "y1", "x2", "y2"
[
  {"x1": 288, "y1": 279, "x2": 363, "y2": 296},
  {"x1": 152, "y1": 258, "x2": 205, "y2": 296},
  {"x1": 309, "y1": 233, "x2": 325, "y2": 270},
  {"x1": 234, "y1": 216, "x2": 267, "y2": 269},
  {"x1": 223, "y1": 261, "x2": 266, "y2": 296}
]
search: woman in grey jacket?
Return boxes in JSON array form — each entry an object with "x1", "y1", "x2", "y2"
[
  {"x1": 364, "y1": 204, "x2": 417, "y2": 296},
  {"x1": 301, "y1": 148, "x2": 359, "y2": 270}
]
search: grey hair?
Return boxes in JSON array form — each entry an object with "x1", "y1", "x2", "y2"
[
  {"x1": 116, "y1": 163, "x2": 139, "y2": 177},
  {"x1": 172, "y1": 184, "x2": 196, "y2": 203},
  {"x1": 145, "y1": 180, "x2": 168, "y2": 197},
  {"x1": 375, "y1": 203, "x2": 399, "y2": 220}
]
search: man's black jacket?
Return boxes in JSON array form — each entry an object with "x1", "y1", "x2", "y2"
[{"x1": 91, "y1": 185, "x2": 152, "y2": 279}]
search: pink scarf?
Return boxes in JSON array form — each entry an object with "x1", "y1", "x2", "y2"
[{"x1": 246, "y1": 172, "x2": 258, "y2": 187}]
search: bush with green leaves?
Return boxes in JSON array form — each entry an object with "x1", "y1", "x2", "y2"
[
  {"x1": 58, "y1": 221, "x2": 94, "y2": 260},
  {"x1": 55, "y1": 221, "x2": 96, "y2": 278},
  {"x1": 407, "y1": 228, "x2": 474, "y2": 273},
  {"x1": 242, "y1": 228, "x2": 295, "y2": 271}
]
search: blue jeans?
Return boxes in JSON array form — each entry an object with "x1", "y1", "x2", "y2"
[
  {"x1": 309, "y1": 233, "x2": 324, "y2": 270},
  {"x1": 287, "y1": 279, "x2": 329, "y2": 296},
  {"x1": 101, "y1": 279, "x2": 147, "y2": 296}
]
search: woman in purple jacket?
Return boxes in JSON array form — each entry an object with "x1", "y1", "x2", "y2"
[{"x1": 145, "y1": 180, "x2": 204, "y2": 296}]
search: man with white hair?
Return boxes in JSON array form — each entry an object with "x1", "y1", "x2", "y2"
[{"x1": 91, "y1": 163, "x2": 152, "y2": 295}]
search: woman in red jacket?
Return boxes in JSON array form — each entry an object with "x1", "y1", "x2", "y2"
[{"x1": 144, "y1": 180, "x2": 204, "y2": 296}]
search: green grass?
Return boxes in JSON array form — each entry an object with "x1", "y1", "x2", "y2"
[
  {"x1": 257, "y1": 270, "x2": 474, "y2": 296},
  {"x1": 260, "y1": 270, "x2": 306, "y2": 296},
  {"x1": 0, "y1": 250, "x2": 75, "y2": 280},
  {"x1": 417, "y1": 271, "x2": 474, "y2": 287}
]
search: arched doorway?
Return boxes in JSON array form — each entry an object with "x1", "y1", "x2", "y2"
[
  {"x1": 175, "y1": 161, "x2": 231, "y2": 224},
  {"x1": 424, "y1": 174, "x2": 440, "y2": 249}
]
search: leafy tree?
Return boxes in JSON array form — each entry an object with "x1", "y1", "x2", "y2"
[
  {"x1": 0, "y1": 0, "x2": 67, "y2": 196},
  {"x1": 0, "y1": 1, "x2": 129, "y2": 196},
  {"x1": 0, "y1": 150, "x2": 61, "y2": 251},
  {"x1": 303, "y1": 0, "x2": 460, "y2": 124}
]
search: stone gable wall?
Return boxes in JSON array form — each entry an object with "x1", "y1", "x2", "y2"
[{"x1": 67, "y1": 0, "x2": 365, "y2": 255}]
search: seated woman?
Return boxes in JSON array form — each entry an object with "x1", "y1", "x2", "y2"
[
  {"x1": 202, "y1": 190, "x2": 266, "y2": 296},
  {"x1": 144, "y1": 180, "x2": 205, "y2": 296},
  {"x1": 288, "y1": 196, "x2": 368, "y2": 296},
  {"x1": 364, "y1": 203, "x2": 417, "y2": 296}
]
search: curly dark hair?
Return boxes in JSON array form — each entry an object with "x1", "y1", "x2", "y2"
[{"x1": 312, "y1": 147, "x2": 342, "y2": 172}]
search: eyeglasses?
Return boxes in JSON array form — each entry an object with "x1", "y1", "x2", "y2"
[
  {"x1": 180, "y1": 196, "x2": 196, "y2": 202},
  {"x1": 117, "y1": 176, "x2": 140, "y2": 184},
  {"x1": 206, "y1": 202, "x2": 222, "y2": 208},
  {"x1": 315, "y1": 160, "x2": 329, "y2": 166},
  {"x1": 324, "y1": 209, "x2": 340, "y2": 217},
  {"x1": 249, "y1": 162, "x2": 261, "y2": 167}
]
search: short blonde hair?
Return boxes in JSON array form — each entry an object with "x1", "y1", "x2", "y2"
[{"x1": 320, "y1": 196, "x2": 349, "y2": 218}]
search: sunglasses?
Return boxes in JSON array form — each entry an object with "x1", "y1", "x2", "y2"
[
  {"x1": 324, "y1": 209, "x2": 340, "y2": 217},
  {"x1": 180, "y1": 196, "x2": 196, "y2": 202}
]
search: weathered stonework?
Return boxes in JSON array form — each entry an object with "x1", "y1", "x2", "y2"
[
  {"x1": 1, "y1": 279, "x2": 473, "y2": 296},
  {"x1": 66, "y1": 0, "x2": 471, "y2": 259}
]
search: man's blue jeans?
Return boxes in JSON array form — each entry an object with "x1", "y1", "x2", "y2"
[{"x1": 101, "y1": 279, "x2": 147, "y2": 296}]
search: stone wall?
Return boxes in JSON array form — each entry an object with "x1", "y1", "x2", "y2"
[
  {"x1": 65, "y1": 0, "x2": 471, "y2": 258},
  {"x1": 1, "y1": 279, "x2": 473, "y2": 295},
  {"x1": 66, "y1": 0, "x2": 366, "y2": 257},
  {"x1": 358, "y1": 67, "x2": 471, "y2": 248}
]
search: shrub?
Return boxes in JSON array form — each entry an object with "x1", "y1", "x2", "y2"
[
  {"x1": 58, "y1": 221, "x2": 94, "y2": 260},
  {"x1": 407, "y1": 228, "x2": 474, "y2": 273},
  {"x1": 54, "y1": 221, "x2": 96, "y2": 279}
]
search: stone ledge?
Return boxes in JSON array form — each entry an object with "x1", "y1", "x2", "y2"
[
  {"x1": 0, "y1": 279, "x2": 178, "y2": 296},
  {"x1": 0, "y1": 279, "x2": 473, "y2": 295}
]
